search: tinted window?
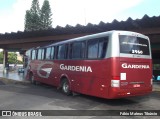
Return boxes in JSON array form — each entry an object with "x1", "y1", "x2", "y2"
[
  {"x1": 41, "y1": 49, "x2": 45, "y2": 59},
  {"x1": 98, "y1": 39, "x2": 108, "y2": 58},
  {"x1": 45, "y1": 47, "x2": 54, "y2": 60},
  {"x1": 119, "y1": 35, "x2": 150, "y2": 55},
  {"x1": 31, "y1": 50, "x2": 36, "y2": 60},
  {"x1": 88, "y1": 39, "x2": 99, "y2": 58},
  {"x1": 37, "y1": 49, "x2": 42, "y2": 60},
  {"x1": 50, "y1": 47, "x2": 55, "y2": 59},
  {"x1": 71, "y1": 42, "x2": 85, "y2": 59},
  {"x1": 26, "y1": 50, "x2": 31, "y2": 60},
  {"x1": 45, "y1": 47, "x2": 51, "y2": 60},
  {"x1": 57, "y1": 45, "x2": 66, "y2": 59},
  {"x1": 87, "y1": 37, "x2": 108, "y2": 59},
  {"x1": 37, "y1": 49, "x2": 44, "y2": 60}
]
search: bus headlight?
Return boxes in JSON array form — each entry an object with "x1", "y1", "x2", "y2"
[{"x1": 111, "y1": 80, "x2": 120, "y2": 87}]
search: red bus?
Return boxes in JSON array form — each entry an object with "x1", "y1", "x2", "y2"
[{"x1": 25, "y1": 30, "x2": 152, "y2": 99}]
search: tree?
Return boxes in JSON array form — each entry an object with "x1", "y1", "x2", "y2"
[
  {"x1": 8, "y1": 52, "x2": 17, "y2": 64},
  {"x1": 30, "y1": 0, "x2": 40, "y2": 14},
  {"x1": 25, "y1": 0, "x2": 41, "y2": 31},
  {"x1": 0, "y1": 52, "x2": 23, "y2": 64},
  {"x1": 0, "y1": 52, "x2": 3, "y2": 64},
  {"x1": 40, "y1": 0, "x2": 52, "y2": 29},
  {"x1": 24, "y1": 10, "x2": 32, "y2": 31},
  {"x1": 24, "y1": 0, "x2": 53, "y2": 31}
]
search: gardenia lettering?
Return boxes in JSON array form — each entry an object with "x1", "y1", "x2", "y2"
[
  {"x1": 122, "y1": 63, "x2": 150, "y2": 69},
  {"x1": 60, "y1": 64, "x2": 92, "y2": 72}
]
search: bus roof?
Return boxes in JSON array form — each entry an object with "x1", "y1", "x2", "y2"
[{"x1": 34, "y1": 30, "x2": 149, "y2": 49}]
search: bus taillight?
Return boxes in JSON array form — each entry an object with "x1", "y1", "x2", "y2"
[{"x1": 111, "y1": 76, "x2": 120, "y2": 87}]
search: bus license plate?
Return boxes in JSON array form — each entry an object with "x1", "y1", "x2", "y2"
[{"x1": 133, "y1": 84, "x2": 140, "y2": 88}]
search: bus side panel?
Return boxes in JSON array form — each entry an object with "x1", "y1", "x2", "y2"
[
  {"x1": 54, "y1": 59, "x2": 111, "y2": 98},
  {"x1": 53, "y1": 60, "x2": 84, "y2": 93},
  {"x1": 29, "y1": 60, "x2": 42, "y2": 82},
  {"x1": 107, "y1": 57, "x2": 121, "y2": 99},
  {"x1": 37, "y1": 60, "x2": 56, "y2": 85},
  {"x1": 78, "y1": 60, "x2": 110, "y2": 98},
  {"x1": 27, "y1": 59, "x2": 111, "y2": 99},
  {"x1": 27, "y1": 60, "x2": 58, "y2": 86},
  {"x1": 49, "y1": 60, "x2": 61, "y2": 87}
]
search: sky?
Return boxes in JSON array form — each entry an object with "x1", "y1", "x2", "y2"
[{"x1": 0, "y1": 0, "x2": 160, "y2": 33}]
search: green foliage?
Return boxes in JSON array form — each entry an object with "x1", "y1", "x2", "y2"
[
  {"x1": 0, "y1": 52, "x2": 23, "y2": 64},
  {"x1": 30, "y1": 0, "x2": 40, "y2": 15},
  {"x1": 8, "y1": 52, "x2": 17, "y2": 64},
  {"x1": 25, "y1": 0, "x2": 41, "y2": 31},
  {"x1": 40, "y1": 0, "x2": 52, "y2": 29},
  {"x1": 0, "y1": 52, "x2": 3, "y2": 64},
  {"x1": 25, "y1": 10, "x2": 32, "y2": 31},
  {"x1": 25, "y1": 0, "x2": 53, "y2": 31}
]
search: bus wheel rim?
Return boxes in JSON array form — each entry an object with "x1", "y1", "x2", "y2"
[
  {"x1": 31, "y1": 76, "x2": 34, "y2": 83},
  {"x1": 63, "y1": 82, "x2": 69, "y2": 93}
]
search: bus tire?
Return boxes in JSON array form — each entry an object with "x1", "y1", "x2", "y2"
[
  {"x1": 61, "y1": 78, "x2": 71, "y2": 95},
  {"x1": 30, "y1": 73, "x2": 36, "y2": 85}
]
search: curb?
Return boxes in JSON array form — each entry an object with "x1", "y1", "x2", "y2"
[
  {"x1": 153, "y1": 82, "x2": 160, "y2": 92},
  {"x1": 153, "y1": 88, "x2": 160, "y2": 92},
  {"x1": 0, "y1": 77, "x2": 31, "y2": 85}
]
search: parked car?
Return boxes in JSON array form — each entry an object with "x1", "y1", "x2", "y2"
[
  {"x1": 157, "y1": 76, "x2": 160, "y2": 81},
  {"x1": 18, "y1": 68, "x2": 24, "y2": 73},
  {"x1": 152, "y1": 75, "x2": 160, "y2": 81}
]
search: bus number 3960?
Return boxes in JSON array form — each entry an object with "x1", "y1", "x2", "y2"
[{"x1": 132, "y1": 50, "x2": 143, "y2": 54}]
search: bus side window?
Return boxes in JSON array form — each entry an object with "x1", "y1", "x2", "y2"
[
  {"x1": 71, "y1": 42, "x2": 85, "y2": 59},
  {"x1": 65, "y1": 44, "x2": 68, "y2": 59},
  {"x1": 31, "y1": 50, "x2": 33, "y2": 60},
  {"x1": 31, "y1": 50, "x2": 36, "y2": 60},
  {"x1": 45, "y1": 47, "x2": 51, "y2": 60},
  {"x1": 87, "y1": 37, "x2": 108, "y2": 59},
  {"x1": 37, "y1": 48, "x2": 45, "y2": 60},
  {"x1": 51, "y1": 47, "x2": 55, "y2": 59},
  {"x1": 35, "y1": 50, "x2": 38, "y2": 60},
  {"x1": 41, "y1": 49, "x2": 45, "y2": 60},
  {"x1": 37, "y1": 49, "x2": 42, "y2": 60},
  {"x1": 98, "y1": 37, "x2": 108, "y2": 58},
  {"x1": 57, "y1": 45, "x2": 66, "y2": 59},
  {"x1": 87, "y1": 39, "x2": 99, "y2": 59},
  {"x1": 26, "y1": 50, "x2": 31, "y2": 60}
]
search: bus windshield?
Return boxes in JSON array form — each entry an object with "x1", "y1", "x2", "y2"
[{"x1": 119, "y1": 35, "x2": 150, "y2": 55}]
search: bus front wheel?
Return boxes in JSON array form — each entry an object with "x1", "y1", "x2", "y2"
[
  {"x1": 30, "y1": 74, "x2": 36, "y2": 85},
  {"x1": 61, "y1": 78, "x2": 71, "y2": 95}
]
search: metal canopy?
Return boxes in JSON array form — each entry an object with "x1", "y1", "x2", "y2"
[{"x1": 0, "y1": 14, "x2": 160, "y2": 55}]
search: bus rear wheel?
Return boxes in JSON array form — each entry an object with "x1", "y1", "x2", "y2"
[{"x1": 61, "y1": 78, "x2": 71, "y2": 95}]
